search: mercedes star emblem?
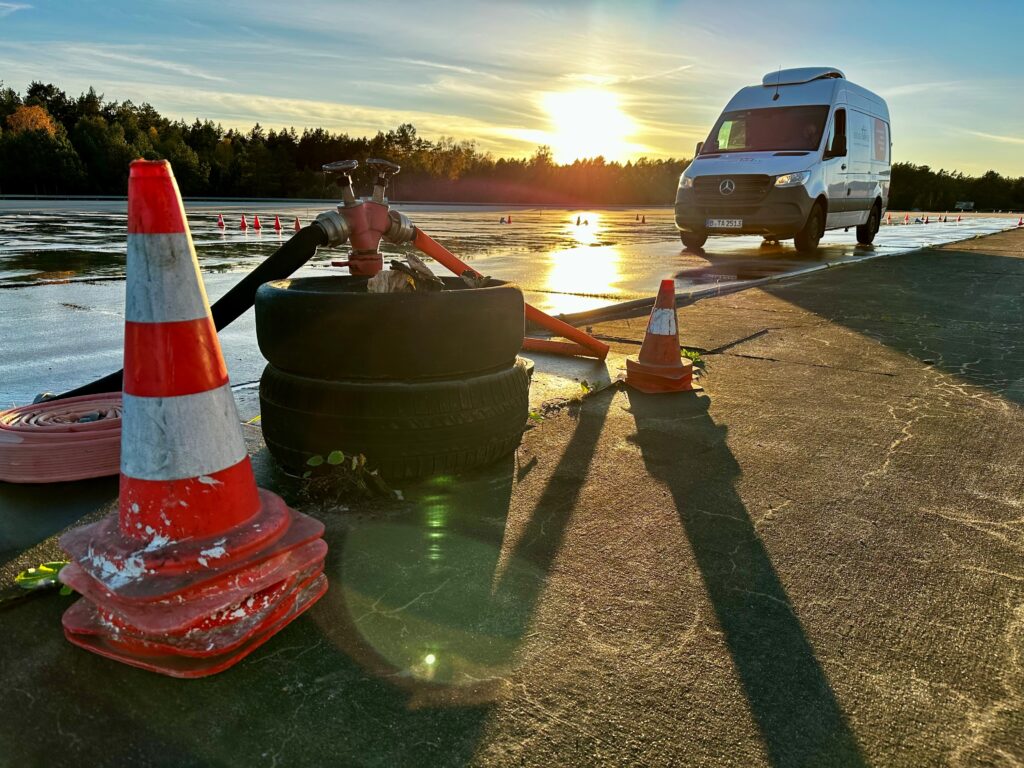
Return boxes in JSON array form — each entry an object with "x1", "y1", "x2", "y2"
[{"x1": 719, "y1": 179, "x2": 736, "y2": 195}]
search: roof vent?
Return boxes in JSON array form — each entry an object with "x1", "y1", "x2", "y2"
[{"x1": 762, "y1": 67, "x2": 845, "y2": 87}]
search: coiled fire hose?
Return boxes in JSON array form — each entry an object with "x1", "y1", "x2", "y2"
[{"x1": 0, "y1": 394, "x2": 122, "y2": 483}]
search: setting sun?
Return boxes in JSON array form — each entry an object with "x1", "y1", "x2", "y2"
[{"x1": 541, "y1": 89, "x2": 636, "y2": 164}]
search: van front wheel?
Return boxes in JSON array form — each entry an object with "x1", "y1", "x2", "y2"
[
  {"x1": 794, "y1": 204, "x2": 824, "y2": 254},
  {"x1": 680, "y1": 232, "x2": 707, "y2": 251},
  {"x1": 856, "y1": 205, "x2": 880, "y2": 245}
]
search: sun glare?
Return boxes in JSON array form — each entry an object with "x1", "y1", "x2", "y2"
[{"x1": 542, "y1": 89, "x2": 635, "y2": 164}]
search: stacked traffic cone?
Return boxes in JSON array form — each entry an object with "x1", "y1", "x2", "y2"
[
  {"x1": 625, "y1": 280, "x2": 701, "y2": 394},
  {"x1": 293, "y1": 216, "x2": 301, "y2": 232},
  {"x1": 217, "y1": 213, "x2": 225, "y2": 229},
  {"x1": 273, "y1": 215, "x2": 282, "y2": 232},
  {"x1": 58, "y1": 160, "x2": 327, "y2": 678},
  {"x1": 240, "y1": 214, "x2": 248, "y2": 230}
]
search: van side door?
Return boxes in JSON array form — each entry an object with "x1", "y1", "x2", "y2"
[
  {"x1": 846, "y1": 109, "x2": 876, "y2": 224},
  {"x1": 822, "y1": 107, "x2": 851, "y2": 228}
]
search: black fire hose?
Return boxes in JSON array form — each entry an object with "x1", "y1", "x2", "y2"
[{"x1": 54, "y1": 224, "x2": 330, "y2": 400}]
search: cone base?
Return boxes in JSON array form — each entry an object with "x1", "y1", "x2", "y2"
[
  {"x1": 61, "y1": 572, "x2": 327, "y2": 678},
  {"x1": 626, "y1": 357, "x2": 702, "y2": 394},
  {"x1": 61, "y1": 488, "x2": 296, "y2": 589},
  {"x1": 60, "y1": 535, "x2": 327, "y2": 635}
]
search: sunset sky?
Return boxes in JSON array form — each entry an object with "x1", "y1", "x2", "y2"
[{"x1": 1, "y1": 0, "x2": 1021, "y2": 175}]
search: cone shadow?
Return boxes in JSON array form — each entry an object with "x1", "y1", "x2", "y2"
[{"x1": 626, "y1": 390, "x2": 866, "y2": 767}]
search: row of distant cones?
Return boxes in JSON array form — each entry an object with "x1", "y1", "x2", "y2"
[
  {"x1": 216, "y1": 213, "x2": 302, "y2": 232},
  {"x1": 885, "y1": 212, "x2": 963, "y2": 225}
]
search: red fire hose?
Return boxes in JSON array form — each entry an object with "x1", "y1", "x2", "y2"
[
  {"x1": 0, "y1": 394, "x2": 122, "y2": 483},
  {"x1": 413, "y1": 228, "x2": 611, "y2": 360}
]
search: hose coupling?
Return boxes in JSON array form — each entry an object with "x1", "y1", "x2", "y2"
[
  {"x1": 384, "y1": 210, "x2": 415, "y2": 244},
  {"x1": 314, "y1": 210, "x2": 351, "y2": 247}
]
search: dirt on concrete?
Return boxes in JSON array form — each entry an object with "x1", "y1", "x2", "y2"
[{"x1": 0, "y1": 230, "x2": 1022, "y2": 767}]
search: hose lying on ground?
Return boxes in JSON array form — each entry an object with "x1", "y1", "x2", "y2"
[
  {"x1": 0, "y1": 394, "x2": 122, "y2": 483},
  {"x1": 55, "y1": 225, "x2": 329, "y2": 400}
]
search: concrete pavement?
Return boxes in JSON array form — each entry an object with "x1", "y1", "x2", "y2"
[{"x1": 1, "y1": 229, "x2": 1022, "y2": 766}]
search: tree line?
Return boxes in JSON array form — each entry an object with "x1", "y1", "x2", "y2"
[{"x1": 1, "y1": 81, "x2": 1021, "y2": 210}]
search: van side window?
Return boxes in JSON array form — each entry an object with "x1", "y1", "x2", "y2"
[
  {"x1": 872, "y1": 118, "x2": 890, "y2": 162},
  {"x1": 825, "y1": 109, "x2": 846, "y2": 155}
]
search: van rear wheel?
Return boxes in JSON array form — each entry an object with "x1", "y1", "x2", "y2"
[
  {"x1": 794, "y1": 204, "x2": 824, "y2": 254},
  {"x1": 856, "y1": 204, "x2": 881, "y2": 245},
  {"x1": 680, "y1": 232, "x2": 707, "y2": 251}
]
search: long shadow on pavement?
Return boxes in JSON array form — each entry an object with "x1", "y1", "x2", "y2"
[{"x1": 627, "y1": 390, "x2": 866, "y2": 768}]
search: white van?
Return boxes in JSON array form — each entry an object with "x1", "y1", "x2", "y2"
[{"x1": 674, "y1": 67, "x2": 891, "y2": 253}]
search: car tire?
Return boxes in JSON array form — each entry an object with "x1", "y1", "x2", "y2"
[
  {"x1": 856, "y1": 204, "x2": 881, "y2": 245},
  {"x1": 679, "y1": 232, "x2": 707, "y2": 250},
  {"x1": 794, "y1": 203, "x2": 824, "y2": 254},
  {"x1": 256, "y1": 276, "x2": 524, "y2": 380},
  {"x1": 259, "y1": 358, "x2": 533, "y2": 480}
]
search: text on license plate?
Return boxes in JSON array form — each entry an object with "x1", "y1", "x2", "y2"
[{"x1": 707, "y1": 218, "x2": 742, "y2": 229}]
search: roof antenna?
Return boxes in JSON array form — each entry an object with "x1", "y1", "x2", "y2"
[{"x1": 772, "y1": 65, "x2": 781, "y2": 100}]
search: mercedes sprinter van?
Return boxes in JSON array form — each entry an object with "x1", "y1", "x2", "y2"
[{"x1": 674, "y1": 67, "x2": 891, "y2": 253}]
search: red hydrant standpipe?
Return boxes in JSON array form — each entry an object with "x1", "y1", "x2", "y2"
[{"x1": 317, "y1": 158, "x2": 610, "y2": 361}]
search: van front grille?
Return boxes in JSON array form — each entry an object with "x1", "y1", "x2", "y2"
[{"x1": 694, "y1": 175, "x2": 772, "y2": 206}]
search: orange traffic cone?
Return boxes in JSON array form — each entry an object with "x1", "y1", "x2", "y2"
[
  {"x1": 58, "y1": 160, "x2": 327, "y2": 678},
  {"x1": 956, "y1": 214, "x2": 962, "y2": 223},
  {"x1": 293, "y1": 216, "x2": 301, "y2": 232},
  {"x1": 625, "y1": 280, "x2": 701, "y2": 394},
  {"x1": 904, "y1": 213, "x2": 910, "y2": 225},
  {"x1": 217, "y1": 213, "x2": 225, "y2": 229},
  {"x1": 1018, "y1": 216, "x2": 1023, "y2": 227},
  {"x1": 273, "y1": 215, "x2": 282, "y2": 232},
  {"x1": 641, "y1": 215, "x2": 646, "y2": 224},
  {"x1": 924, "y1": 215, "x2": 929, "y2": 224},
  {"x1": 240, "y1": 214, "x2": 248, "y2": 230},
  {"x1": 253, "y1": 214, "x2": 262, "y2": 230}
]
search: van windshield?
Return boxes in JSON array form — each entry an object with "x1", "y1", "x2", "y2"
[{"x1": 702, "y1": 106, "x2": 830, "y2": 154}]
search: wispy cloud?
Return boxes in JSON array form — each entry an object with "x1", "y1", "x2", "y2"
[
  {"x1": 964, "y1": 130, "x2": 1024, "y2": 146},
  {"x1": 570, "y1": 64, "x2": 694, "y2": 87},
  {"x1": 0, "y1": 2, "x2": 30, "y2": 17},
  {"x1": 68, "y1": 46, "x2": 227, "y2": 83}
]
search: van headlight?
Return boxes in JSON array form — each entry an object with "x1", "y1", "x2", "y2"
[
  {"x1": 680, "y1": 176, "x2": 694, "y2": 189},
  {"x1": 774, "y1": 171, "x2": 810, "y2": 187}
]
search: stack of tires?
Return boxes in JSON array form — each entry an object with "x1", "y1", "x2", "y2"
[{"x1": 255, "y1": 276, "x2": 532, "y2": 480}]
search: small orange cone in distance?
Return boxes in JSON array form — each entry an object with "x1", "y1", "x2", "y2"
[
  {"x1": 1018, "y1": 216, "x2": 1023, "y2": 227},
  {"x1": 885, "y1": 212, "x2": 891, "y2": 225},
  {"x1": 253, "y1": 214, "x2": 262, "y2": 230},
  {"x1": 273, "y1": 215, "x2": 282, "y2": 231},
  {"x1": 217, "y1": 213, "x2": 225, "y2": 229},
  {"x1": 625, "y1": 279, "x2": 701, "y2": 394},
  {"x1": 904, "y1": 213, "x2": 910, "y2": 225},
  {"x1": 240, "y1": 214, "x2": 248, "y2": 230},
  {"x1": 956, "y1": 214, "x2": 962, "y2": 223},
  {"x1": 293, "y1": 216, "x2": 301, "y2": 232}
]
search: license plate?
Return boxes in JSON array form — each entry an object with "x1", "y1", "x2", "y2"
[{"x1": 707, "y1": 218, "x2": 742, "y2": 229}]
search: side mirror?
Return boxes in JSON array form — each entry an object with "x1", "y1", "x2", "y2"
[
  {"x1": 827, "y1": 135, "x2": 847, "y2": 158},
  {"x1": 695, "y1": 141, "x2": 704, "y2": 156}
]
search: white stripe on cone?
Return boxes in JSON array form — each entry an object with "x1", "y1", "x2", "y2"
[
  {"x1": 121, "y1": 384, "x2": 247, "y2": 481},
  {"x1": 126, "y1": 233, "x2": 211, "y2": 324},
  {"x1": 647, "y1": 308, "x2": 677, "y2": 336}
]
